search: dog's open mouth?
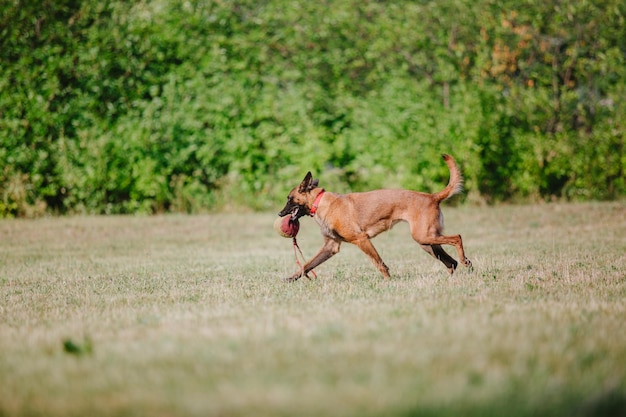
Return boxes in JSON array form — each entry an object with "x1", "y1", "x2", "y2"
[{"x1": 291, "y1": 206, "x2": 301, "y2": 220}]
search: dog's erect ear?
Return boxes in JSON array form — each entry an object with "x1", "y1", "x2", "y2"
[
  {"x1": 298, "y1": 172, "x2": 313, "y2": 193},
  {"x1": 311, "y1": 179, "x2": 319, "y2": 189}
]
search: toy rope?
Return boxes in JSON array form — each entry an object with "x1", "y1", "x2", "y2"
[{"x1": 292, "y1": 237, "x2": 316, "y2": 279}]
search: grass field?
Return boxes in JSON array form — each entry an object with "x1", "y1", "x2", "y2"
[{"x1": 1, "y1": 202, "x2": 625, "y2": 417}]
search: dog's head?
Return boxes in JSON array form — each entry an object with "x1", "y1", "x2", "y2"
[{"x1": 278, "y1": 172, "x2": 319, "y2": 220}]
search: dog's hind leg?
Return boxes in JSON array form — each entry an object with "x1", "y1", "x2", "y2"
[
  {"x1": 410, "y1": 219, "x2": 471, "y2": 271},
  {"x1": 420, "y1": 244, "x2": 458, "y2": 274},
  {"x1": 418, "y1": 234, "x2": 471, "y2": 269}
]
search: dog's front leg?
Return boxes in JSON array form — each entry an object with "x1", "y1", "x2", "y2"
[
  {"x1": 353, "y1": 237, "x2": 390, "y2": 279},
  {"x1": 286, "y1": 238, "x2": 341, "y2": 282}
]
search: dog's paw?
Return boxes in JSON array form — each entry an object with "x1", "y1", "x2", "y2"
[
  {"x1": 284, "y1": 274, "x2": 301, "y2": 283},
  {"x1": 463, "y1": 258, "x2": 473, "y2": 270}
]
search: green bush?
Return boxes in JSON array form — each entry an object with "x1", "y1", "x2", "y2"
[{"x1": 1, "y1": 0, "x2": 624, "y2": 216}]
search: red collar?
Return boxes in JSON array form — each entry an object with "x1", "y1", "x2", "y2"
[{"x1": 309, "y1": 190, "x2": 325, "y2": 216}]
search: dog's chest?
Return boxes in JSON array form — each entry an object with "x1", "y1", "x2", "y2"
[{"x1": 315, "y1": 216, "x2": 342, "y2": 240}]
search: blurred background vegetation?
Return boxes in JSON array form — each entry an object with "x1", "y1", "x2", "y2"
[{"x1": 1, "y1": 0, "x2": 624, "y2": 216}]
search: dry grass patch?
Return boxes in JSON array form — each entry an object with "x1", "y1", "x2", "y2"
[{"x1": 0, "y1": 202, "x2": 625, "y2": 417}]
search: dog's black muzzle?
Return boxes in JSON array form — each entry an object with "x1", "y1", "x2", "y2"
[{"x1": 278, "y1": 203, "x2": 308, "y2": 220}]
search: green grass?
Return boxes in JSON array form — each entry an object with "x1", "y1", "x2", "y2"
[{"x1": 1, "y1": 202, "x2": 625, "y2": 417}]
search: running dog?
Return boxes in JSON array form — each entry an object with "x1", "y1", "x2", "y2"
[{"x1": 278, "y1": 154, "x2": 472, "y2": 281}]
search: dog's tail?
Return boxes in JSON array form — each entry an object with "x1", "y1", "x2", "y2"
[{"x1": 433, "y1": 154, "x2": 463, "y2": 202}]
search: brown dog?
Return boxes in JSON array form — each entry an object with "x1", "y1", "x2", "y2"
[{"x1": 278, "y1": 154, "x2": 472, "y2": 281}]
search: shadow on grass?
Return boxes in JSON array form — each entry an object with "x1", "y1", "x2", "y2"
[{"x1": 397, "y1": 388, "x2": 626, "y2": 417}]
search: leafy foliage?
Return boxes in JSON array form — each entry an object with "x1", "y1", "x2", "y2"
[{"x1": 1, "y1": 0, "x2": 624, "y2": 216}]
